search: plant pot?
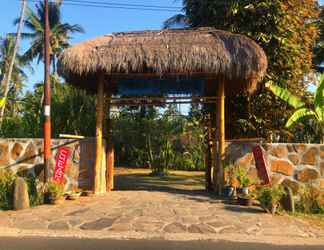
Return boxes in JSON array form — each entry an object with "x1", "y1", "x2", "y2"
[
  {"x1": 45, "y1": 193, "x2": 64, "y2": 205},
  {"x1": 223, "y1": 186, "x2": 235, "y2": 197},
  {"x1": 81, "y1": 191, "x2": 94, "y2": 197},
  {"x1": 238, "y1": 196, "x2": 253, "y2": 206},
  {"x1": 66, "y1": 192, "x2": 81, "y2": 201},
  {"x1": 242, "y1": 187, "x2": 249, "y2": 195}
]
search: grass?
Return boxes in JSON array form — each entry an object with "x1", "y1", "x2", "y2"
[
  {"x1": 115, "y1": 167, "x2": 205, "y2": 192},
  {"x1": 291, "y1": 212, "x2": 324, "y2": 229}
]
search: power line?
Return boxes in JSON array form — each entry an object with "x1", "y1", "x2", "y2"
[
  {"x1": 25, "y1": 0, "x2": 182, "y2": 12},
  {"x1": 61, "y1": 0, "x2": 181, "y2": 10}
]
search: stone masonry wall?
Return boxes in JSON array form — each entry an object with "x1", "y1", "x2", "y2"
[
  {"x1": 225, "y1": 141, "x2": 324, "y2": 197},
  {"x1": 0, "y1": 138, "x2": 103, "y2": 191},
  {"x1": 1, "y1": 138, "x2": 323, "y2": 195}
]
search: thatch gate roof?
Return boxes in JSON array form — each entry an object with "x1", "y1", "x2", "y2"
[{"x1": 58, "y1": 28, "x2": 267, "y2": 95}]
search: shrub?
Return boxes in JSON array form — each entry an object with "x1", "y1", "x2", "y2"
[
  {"x1": 0, "y1": 170, "x2": 16, "y2": 210},
  {"x1": 234, "y1": 166, "x2": 252, "y2": 188},
  {"x1": 295, "y1": 184, "x2": 324, "y2": 214},
  {"x1": 256, "y1": 185, "x2": 285, "y2": 215},
  {"x1": 46, "y1": 180, "x2": 64, "y2": 199},
  {"x1": 25, "y1": 177, "x2": 44, "y2": 207}
]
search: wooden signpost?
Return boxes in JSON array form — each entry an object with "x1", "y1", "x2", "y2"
[{"x1": 252, "y1": 145, "x2": 272, "y2": 185}]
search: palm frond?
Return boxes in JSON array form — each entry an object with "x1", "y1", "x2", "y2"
[
  {"x1": 266, "y1": 81, "x2": 305, "y2": 109},
  {"x1": 315, "y1": 73, "x2": 324, "y2": 122},
  {"x1": 285, "y1": 108, "x2": 317, "y2": 128},
  {"x1": 163, "y1": 14, "x2": 188, "y2": 29}
]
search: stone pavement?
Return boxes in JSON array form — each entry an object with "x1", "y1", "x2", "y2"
[{"x1": 1, "y1": 190, "x2": 324, "y2": 244}]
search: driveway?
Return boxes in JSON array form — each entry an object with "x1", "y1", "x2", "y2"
[{"x1": 0, "y1": 168, "x2": 323, "y2": 246}]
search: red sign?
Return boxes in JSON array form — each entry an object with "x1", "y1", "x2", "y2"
[
  {"x1": 53, "y1": 147, "x2": 70, "y2": 182},
  {"x1": 252, "y1": 145, "x2": 272, "y2": 185}
]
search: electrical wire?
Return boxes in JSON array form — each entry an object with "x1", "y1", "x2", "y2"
[
  {"x1": 59, "y1": 0, "x2": 181, "y2": 10},
  {"x1": 24, "y1": 0, "x2": 182, "y2": 12}
]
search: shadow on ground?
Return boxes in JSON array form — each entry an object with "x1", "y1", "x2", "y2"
[
  {"x1": 113, "y1": 169, "x2": 224, "y2": 201},
  {"x1": 114, "y1": 168, "x2": 265, "y2": 213}
]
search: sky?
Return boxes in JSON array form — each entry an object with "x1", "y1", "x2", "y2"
[
  {"x1": 0, "y1": 0, "x2": 323, "y2": 91},
  {"x1": 0, "y1": 0, "x2": 183, "y2": 90}
]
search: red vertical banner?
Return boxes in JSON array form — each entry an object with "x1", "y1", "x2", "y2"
[
  {"x1": 53, "y1": 147, "x2": 70, "y2": 183},
  {"x1": 252, "y1": 145, "x2": 272, "y2": 185}
]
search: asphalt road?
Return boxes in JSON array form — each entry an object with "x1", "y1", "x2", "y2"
[{"x1": 0, "y1": 238, "x2": 323, "y2": 250}]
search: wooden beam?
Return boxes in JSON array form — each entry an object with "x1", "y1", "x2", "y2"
[
  {"x1": 94, "y1": 75, "x2": 104, "y2": 194},
  {"x1": 216, "y1": 79, "x2": 225, "y2": 194},
  {"x1": 105, "y1": 72, "x2": 224, "y2": 80}
]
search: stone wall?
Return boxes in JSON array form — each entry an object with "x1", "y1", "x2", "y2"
[
  {"x1": 1, "y1": 138, "x2": 323, "y2": 196},
  {"x1": 0, "y1": 138, "x2": 105, "y2": 192},
  {"x1": 225, "y1": 141, "x2": 324, "y2": 195}
]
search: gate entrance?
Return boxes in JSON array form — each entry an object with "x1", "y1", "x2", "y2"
[{"x1": 58, "y1": 28, "x2": 268, "y2": 194}]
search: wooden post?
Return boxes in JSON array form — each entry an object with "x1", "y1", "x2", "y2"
[
  {"x1": 205, "y1": 113, "x2": 213, "y2": 191},
  {"x1": 94, "y1": 75, "x2": 104, "y2": 194},
  {"x1": 216, "y1": 79, "x2": 225, "y2": 194},
  {"x1": 106, "y1": 97, "x2": 115, "y2": 192},
  {"x1": 107, "y1": 145, "x2": 114, "y2": 191}
]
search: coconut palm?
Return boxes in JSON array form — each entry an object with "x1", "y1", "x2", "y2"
[
  {"x1": 266, "y1": 74, "x2": 324, "y2": 143},
  {"x1": 0, "y1": 35, "x2": 30, "y2": 115},
  {"x1": 17, "y1": 0, "x2": 84, "y2": 73},
  {"x1": 0, "y1": 35, "x2": 28, "y2": 89}
]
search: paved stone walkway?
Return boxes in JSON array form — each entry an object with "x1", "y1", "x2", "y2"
[{"x1": 1, "y1": 190, "x2": 324, "y2": 243}]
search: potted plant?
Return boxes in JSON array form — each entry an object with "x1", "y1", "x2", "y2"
[
  {"x1": 45, "y1": 180, "x2": 65, "y2": 205},
  {"x1": 235, "y1": 166, "x2": 251, "y2": 195},
  {"x1": 256, "y1": 185, "x2": 284, "y2": 215},
  {"x1": 223, "y1": 164, "x2": 235, "y2": 198},
  {"x1": 237, "y1": 193, "x2": 254, "y2": 206}
]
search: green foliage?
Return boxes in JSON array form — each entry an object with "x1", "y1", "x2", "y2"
[
  {"x1": 18, "y1": 1, "x2": 84, "y2": 72},
  {"x1": 0, "y1": 97, "x2": 5, "y2": 107},
  {"x1": 234, "y1": 166, "x2": 251, "y2": 188},
  {"x1": 0, "y1": 170, "x2": 16, "y2": 210},
  {"x1": 166, "y1": 0, "x2": 319, "y2": 141},
  {"x1": 256, "y1": 185, "x2": 285, "y2": 214},
  {"x1": 46, "y1": 180, "x2": 64, "y2": 199},
  {"x1": 112, "y1": 105, "x2": 206, "y2": 171},
  {"x1": 25, "y1": 176, "x2": 44, "y2": 207},
  {"x1": 267, "y1": 74, "x2": 324, "y2": 142},
  {"x1": 296, "y1": 184, "x2": 324, "y2": 214}
]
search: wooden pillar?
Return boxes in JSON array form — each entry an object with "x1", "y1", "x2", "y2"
[
  {"x1": 204, "y1": 113, "x2": 213, "y2": 191},
  {"x1": 94, "y1": 75, "x2": 104, "y2": 194},
  {"x1": 107, "y1": 145, "x2": 114, "y2": 191},
  {"x1": 106, "y1": 97, "x2": 114, "y2": 192},
  {"x1": 216, "y1": 79, "x2": 225, "y2": 194}
]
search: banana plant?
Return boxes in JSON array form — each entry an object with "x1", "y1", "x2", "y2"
[{"x1": 266, "y1": 74, "x2": 324, "y2": 143}]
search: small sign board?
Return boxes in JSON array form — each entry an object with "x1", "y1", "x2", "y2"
[
  {"x1": 252, "y1": 145, "x2": 271, "y2": 185},
  {"x1": 53, "y1": 147, "x2": 70, "y2": 182}
]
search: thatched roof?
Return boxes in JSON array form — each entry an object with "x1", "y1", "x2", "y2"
[{"x1": 58, "y1": 28, "x2": 267, "y2": 95}]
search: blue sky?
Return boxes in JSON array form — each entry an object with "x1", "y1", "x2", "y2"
[
  {"x1": 0, "y1": 0, "x2": 323, "y2": 90},
  {"x1": 0, "y1": 0, "x2": 183, "y2": 90}
]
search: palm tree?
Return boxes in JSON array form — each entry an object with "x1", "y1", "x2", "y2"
[
  {"x1": 266, "y1": 74, "x2": 324, "y2": 143},
  {"x1": 17, "y1": 0, "x2": 84, "y2": 73},
  {"x1": 0, "y1": 0, "x2": 27, "y2": 124},
  {"x1": 0, "y1": 35, "x2": 30, "y2": 116}
]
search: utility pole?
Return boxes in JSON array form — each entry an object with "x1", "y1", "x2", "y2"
[
  {"x1": 43, "y1": 0, "x2": 51, "y2": 183},
  {"x1": 0, "y1": 0, "x2": 27, "y2": 125}
]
